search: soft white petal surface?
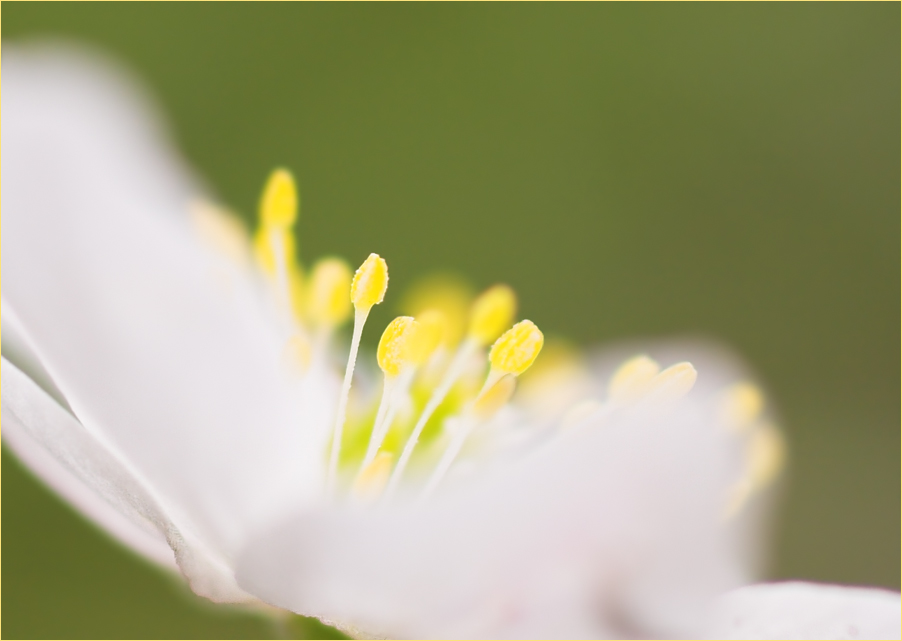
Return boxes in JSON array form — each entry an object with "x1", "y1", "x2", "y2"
[
  {"x1": 2, "y1": 357, "x2": 250, "y2": 601},
  {"x1": 708, "y1": 582, "x2": 901, "y2": 640},
  {"x1": 237, "y1": 397, "x2": 748, "y2": 639},
  {"x1": 1, "y1": 44, "x2": 337, "y2": 583}
]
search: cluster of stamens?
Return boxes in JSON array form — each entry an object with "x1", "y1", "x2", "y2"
[{"x1": 194, "y1": 167, "x2": 785, "y2": 511}]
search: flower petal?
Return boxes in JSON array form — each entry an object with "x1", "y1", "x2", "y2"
[
  {"x1": 2, "y1": 356, "x2": 252, "y2": 602},
  {"x1": 708, "y1": 581, "x2": 901, "y2": 640},
  {"x1": 2, "y1": 44, "x2": 336, "y2": 570},
  {"x1": 237, "y1": 397, "x2": 748, "y2": 638}
]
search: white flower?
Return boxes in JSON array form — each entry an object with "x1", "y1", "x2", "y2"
[{"x1": 2, "y1": 43, "x2": 898, "y2": 640}]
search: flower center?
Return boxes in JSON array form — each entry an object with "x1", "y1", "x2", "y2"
[{"x1": 193, "y1": 167, "x2": 785, "y2": 511}]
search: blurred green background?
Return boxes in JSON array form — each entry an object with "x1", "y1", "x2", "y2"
[{"x1": 3, "y1": 3, "x2": 899, "y2": 638}]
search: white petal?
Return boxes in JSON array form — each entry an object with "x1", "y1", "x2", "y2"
[
  {"x1": 708, "y1": 581, "x2": 901, "y2": 640},
  {"x1": 237, "y1": 397, "x2": 748, "y2": 639},
  {"x1": 589, "y1": 338, "x2": 783, "y2": 579},
  {"x1": 2, "y1": 44, "x2": 335, "y2": 565},
  {"x1": 2, "y1": 357, "x2": 252, "y2": 602}
]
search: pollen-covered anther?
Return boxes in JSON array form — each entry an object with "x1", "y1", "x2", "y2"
[
  {"x1": 259, "y1": 168, "x2": 298, "y2": 230},
  {"x1": 377, "y1": 316, "x2": 418, "y2": 378},
  {"x1": 608, "y1": 355, "x2": 661, "y2": 402},
  {"x1": 307, "y1": 257, "x2": 352, "y2": 328},
  {"x1": 468, "y1": 284, "x2": 517, "y2": 346},
  {"x1": 489, "y1": 320, "x2": 545, "y2": 376},
  {"x1": 646, "y1": 361, "x2": 697, "y2": 402},
  {"x1": 351, "y1": 452, "x2": 394, "y2": 502},
  {"x1": 351, "y1": 253, "x2": 389, "y2": 312},
  {"x1": 480, "y1": 319, "x2": 545, "y2": 397},
  {"x1": 328, "y1": 253, "x2": 390, "y2": 492}
]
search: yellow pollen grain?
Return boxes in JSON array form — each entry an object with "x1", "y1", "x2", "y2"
[
  {"x1": 473, "y1": 374, "x2": 517, "y2": 419},
  {"x1": 608, "y1": 355, "x2": 661, "y2": 402},
  {"x1": 647, "y1": 361, "x2": 697, "y2": 401},
  {"x1": 408, "y1": 309, "x2": 446, "y2": 365},
  {"x1": 377, "y1": 316, "x2": 417, "y2": 378},
  {"x1": 351, "y1": 452, "x2": 394, "y2": 501},
  {"x1": 351, "y1": 253, "x2": 389, "y2": 311},
  {"x1": 259, "y1": 168, "x2": 298, "y2": 229},
  {"x1": 722, "y1": 382, "x2": 765, "y2": 432},
  {"x1": 468, "y1": 284, "x2": 517, "y2": 345},
  {"x1": 489, "y1": 320, "x2": 545, "y2": 376},
  {"x1": 307, "y1": 257, "x2": 352, "y2": 327}
]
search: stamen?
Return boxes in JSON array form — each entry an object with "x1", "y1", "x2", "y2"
[
  {"x1": 327, "y1": 253, "x2": 389, "y2": 492},
  {"x1": 385, "y1": 292, "x2": 532, "y2": 499},
  {"x1": 307, "y1": 257, "x2": 353, "y2": 329},
  {"x1": 350, "y1": 252, "x2": 389, "y2": 310},
  {"x1": 480, "y1": 319, "x2": 545, "y2": 396},
  {"x1": 473, "y1": 373, "x2": 518, "y2": 419},
  {"x1": 351, "y1": 452, "x2": 394, "y2": 502},
  {"x1": 358, "y1": 317, "x2": 418, "y2": 471},
  {"x1": 376, "y1": 316, "x2": 417, "y2": 378},
  {"x1": 254, "y1": 169, "x2": 304, "y2": 328},
  {"x1": 608, "y1": 355, "x2": 661, "y2": 402},
  {"x1": 468, "y1": 284, "x2": 517, "y2": 346},
  {"x1": 259, "y1": 168, "x2": 298, "y2": 230},
  {"x1": 420, "y1": 374, "x2": 518, "y2": 499},
  {"x1": 646, "y1": 361, "x2": 697, "y2": 402}
]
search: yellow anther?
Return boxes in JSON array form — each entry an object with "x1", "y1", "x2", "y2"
[
  {"x1": 747, "y1": 422, "x2": 786, "y2": 489},
  {"x1": 722, "y1": 382, "x2": 765, "y2": 432},
  {"x1": 473, "y1": 374, "x2": 517, "y2": 419},
  {"x1": 647, "y1": 361, "x2": 698, "y2": 401},
  {"x1": 608, "y1": 355, "x2": 661, "y2": 402},
  {"x1": 259, "y1": 168, "x2": 298, "y2": 229},
  {"x1": 189, "y1": 200, "x2": 249, "y2": 264},
  {"x1": 377, "y1": 316, "x2": 417, "y2": 378},
  {"x1": 280, "y1": 334, "x2": 312, "y2": 375},
  {"x1": 350, "y1": 253, "x2": 389, "y2": 311},
  {"x1": 468, "y1": 284, "x2": 517, "y2": 345},
  {"x1": 351, "y1": 452, "x2": 394, "y2": 501},
  {"x1": 489, "y1": 320, "x2": 545, "y2": 376},
  {"x1": 307, "y1": 257, "x2": 352, "y2": 327},
  {"x1": 400, "y1": 273, "x2": 472, "y2": 346},
  {"x1": 408, "y1": 309, "x2": 446, "y2": 365}
]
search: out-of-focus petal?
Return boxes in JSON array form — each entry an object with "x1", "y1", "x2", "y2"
[
  {"x1": 708, "y1": 581, "x2": 901, "y2": 640},
  {"x1": 237, "y1": 397, "x2": 748, "y2": 639},
  {"x1": 589, "y1": 338, "x2": 783, "y2": 579},
  {"x1": 2, "y1": 357, "x2": 253, "y2": 602},
  {"x1": 1, "y1": 44, "x2": 336, "y2": 565}
]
